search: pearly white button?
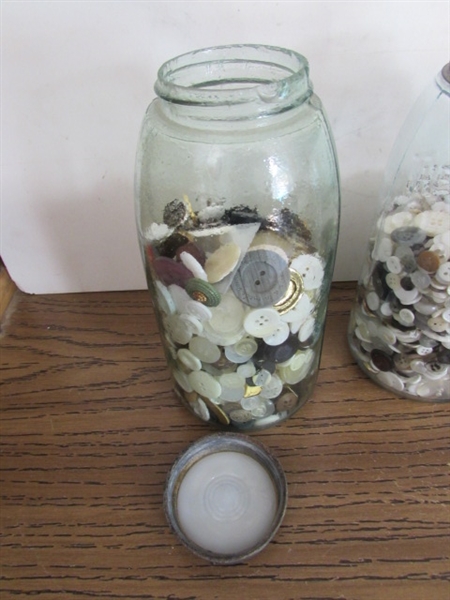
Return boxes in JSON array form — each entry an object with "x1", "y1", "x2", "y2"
[
  {"x1": 372, "y1": 237, "x2": 393, "y2": 262},
  {"x1": 155, "y1": 281, "x2": 176, "y2": 315},
  {"x1": 224, "y1": 345, "x2": 253, "y2": 364},
  {"x1": 386, "y1": 255, "x2": 403, "y2": 274},
  {"x1": 166, "y1": 314, "x2": 193, "y2": 345},
  {"x1": 263, "y1": 320, "x2": 290, "y2": 346},
  {"x1": 203, "y1": 292, "x2": 246, "y2": 345},
  {"x1": 237, "y1": 361, "x2": 257, "y2": 378},
  {"x1": 185, "y1": 299, "x2": 213, "y2": 322},
  {"x1": 179, "y1": 251, "x2": 208, "y2": 281},
  {"x1": 189, "y1": 336, "x2": 222, "y2": 364},
  {"x1": 298, "y1": 316, "x2": 315, "y2": 343},
  {"x1": 218, "y1": 373, "x2": 246, "y2": 402},
  {"x1": 376, "y1": 370, "x2": 404, "y2": 392},
  {"x1": 414, "y1": 210, "x2": 450, "y2": 236},
  {"x1": 252, "y1": 369, "x2": 272, "y2": 387},
  {"x1": 244, "y1": 308, "x2": 281, "y2": 338},
  {"x1": 436, "y1": 262, "x2": 450, "y2": 284},
  {"x1": 179, "y1": 313, "x2": 203, "y2": 336},
  {"x1": 177, "y1": 348, "x2": 202, "y2": 371},
  {"x1": 173, "y1": 368, "x2": 194, "y2": 393},
  {"x1": 234, "y1": 336, "x2": 258, "y2": 359},
  {"x1": 259, "y1": 374, "x2": 283, "y2": 399},
  {"x1": 169, "y1": 284, "x2": 192, "y2": 313},
  {"x1": 383, "y1": 211, "x2": 413, "y2": 233},
  {"x1": 290, "y1": 254, "x2": 324, "y2": 290},
  {"x1": 188, "y1": 370, "x2": 222, "y2": 399}
]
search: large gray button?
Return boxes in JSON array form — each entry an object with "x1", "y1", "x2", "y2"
[{"x1": 231, "y1": 248, "x2": 290, "y2": 307}]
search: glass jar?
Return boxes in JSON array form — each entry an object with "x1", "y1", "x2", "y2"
[
  {"x1": 135, "y1": 45, "x2": 340, "y2": 429},
  {"x1": 348, "y1": 63, "x2": 450, "y2": 401}
]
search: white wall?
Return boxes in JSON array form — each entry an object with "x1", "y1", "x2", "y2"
[{"x1": 2, "y1": 1, "x2": 448, "y2": 294}]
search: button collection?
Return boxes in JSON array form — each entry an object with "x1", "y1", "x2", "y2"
[
  {"x1": 348, "y1": 165, "x2": 450, "y2": 401},
  {"x1": 144, "y1": 196, "x2": 328, "y2": 428}
]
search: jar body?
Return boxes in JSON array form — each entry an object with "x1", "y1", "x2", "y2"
[
  {"x1": 348, "y1": 64, "x2": 450, "y2": 401},
  {"x1": 135, "y1": 45, "x2": 340, "y2": 429}
]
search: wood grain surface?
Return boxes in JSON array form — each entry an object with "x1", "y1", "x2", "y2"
[{"x1": 1, "y1": 282, "x2": 448, "y2": 600}]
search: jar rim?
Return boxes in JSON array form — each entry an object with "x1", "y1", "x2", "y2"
[{"x1": 154, "y1": 44, "x2": 310, "y2": 110}]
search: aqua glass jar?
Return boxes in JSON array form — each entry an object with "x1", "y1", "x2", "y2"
[
  {"x1": 135, "y1": 45, "x2": 340, "y2": 429},
  {"x1": 348, "y1": 63, "x2": 450, "y2": 401}
]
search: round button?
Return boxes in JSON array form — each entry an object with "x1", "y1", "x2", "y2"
[
  {"x1": 410, "y1": 270, "x2": 432, "y2": 292},
  {"x1": 177, "y1": 348, "x2": 202, "y2": 371},
  {"x1": 231, "y1": 247, "x2": 290, "y2": 308},
  {"x1": 179, "y1": 313, "x2": 203, "y2": 336},
  {"x1": 218, "y1": 373, "x2": 246, "y2": 402},
  {"x1": 229, "y1": 408, "x2": 253, "y2": 423},
  {"x1": 202, "y1": 292, "x2": 246, "y2": 346},
  {"x1": 298, "y1": 316, "x2": 315, "y2": 343},
  {"x1": 234, "y1": 336, "x2": 258, "y2": 359},
  {"x1": 168, "y1": 284, "x2": 191, "y2": 313},
  {"x1": 414, "y1": 210, "x2": 450, "y2": 236},
  {"x1": 153, "y1": 256, "x2": 193, "y2": 287},
  {"x1": 259, "y1": 374, "x2": 283, "y2": 399},
  {"x1": 275, "y1": 391, "x2": 297, "y2": 412},
  {"x1": 290, "y1": 254, "x2": 324, "y2": 290},
  {"x1": 175, "y1": 241, "x2": 206, "y2": 265},
  {"x1": 398, "y1": 308, "x2": 415, "y2": 326},
  {"x1": 173, "y1": 368, "x2": 194, "y2": 392},
  {"x1": 252, "y1": 369, "x2": 272, "y2": 387},
  {"x1": 224, "y1": 345, "x2": 252, "y2": 364},
  {"x1": 244, "y1": 308, "x2": 281, "y2": 338},
  {"x1": 391, "y1": 226, "x2": 426, "y2": 246},
  {"x1": 263, "y1": 320, "x2": 290, "y2": 346},
  {"x1": 383, "y1": 211, "x2": 413, "y2": 234},
  {"x1": 179, "y1": 251, "x2": 208, "y2": 281},
  {"x1": 166, "y1": 314, "x2": 193, "y2": 345},
  {"x1": 155, "y1": 281, "x2": 176, "y2": 315},
  {"x1": 204, "y1": 242, "x2": 241, "y2": 283},
  {"x1": 370, "y1": 349, "x2": 393, "y2": 372},
  {"x1": 188, "y1": 336, "x2": 221, "y2": 364},
  {"x1": 188, "y1": 370, "x2": 222, "y2": 399},
  {"x1": 185, "y1": 299, "x2": 212, "y2": 322},
  {"x1": 376, "y1": 370, "x2": 405, "y2": 392},
  {"x1": 386, "y1": 255, "x2": 402, "y2": 274},
  {"x1": 427, "y1": 316, "x2": 448, "y2": 333},
  {"x1": 373, "y1": 237, "x2": 393, "y2": 262},
  {"x1": 436, "y1": 262, "x2": 450, "y2": 284},
  {"x1": 237, "y1": 361, "x2": 256, "y2": 378},
  {"x1": 417, "y1": 250, "x2": 441, "y2": 273},
  {"x1": 185, "y1": 278, "x2": 221, "y2": 307},
  {"x1": 278, "y1": 349, "x2": 314, "y2": 384},
  {"x1": 192, "y1": 397, "x2": 210, "y2": 422}
]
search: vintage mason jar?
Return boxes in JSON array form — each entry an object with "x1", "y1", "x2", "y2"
[
  {"x1": 135, "y1": 45, "x2": 340, "y2": 429},
  {"x1": 348, "y1": 63, "x2": 450, "y2": 401}
]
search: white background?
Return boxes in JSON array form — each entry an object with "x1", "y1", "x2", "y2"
[{"x1": 2, "y1": 1, "x2": 449, "y2": 294}]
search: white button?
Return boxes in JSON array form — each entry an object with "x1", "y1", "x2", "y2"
[
  {"x1": 166, "y1": 314, "x2": 193, "y2": 345},
  {"x1": 386, "y1": 255, "x2": 402, "y2": 274},
  {"x1": 259, "y1": 374, "x2": 283, "y2": 399},
  {"x1": 234, "y1": 336, "x2": 258, "y2": 359},
  {"x1": 188, "y1": 336, "x2": 221, "y2": 364},
  {"x1": 177, "y1": 348, "x2": 202, "y2": 371},
  {"x1": 252, "y1": 369, "x2": 272, "y2": 387},
  {"x1": 179, "y1": 251, "x2": 208, "y2": 281},
  {"x1": 366, "y1": 291, "x2": 381, "y2": 311},
  {"x1": 173, "y1": 368, "x2": 194, "y2": 392},
  {"x1": 376, "y1": 371, "x2": 404, "y2": 392},
  {"x1": 298, "y1": 316, "x2": 315, "y2": 343},
  {"x1": 179, "y1": 313, "x2": 203, "y2": 336},
  {"x1": 427, "y1": 316, "x2": 448, "y2": 333},
  {"x1": 278, "y1": 349, "x2": 314, "y2": 384},
  {"x1": 372, "y1": 237, "x2": 393, "y2": 262},
  {"x1": 383, "y1": 211, "x2": 413, "y2": 233},
  {"x1": 414, "y1": 210, "x2": 450, "y2": 236},
  {"x1": 224, "y1": 345, "x2": 252, "y2": 364},
  {"x1": 202, "y1": 292, "x2": 245, "y2": 345},
  {"x1": 250, "y1": 398, "x2": 274, "y2": 418},
  {"x1": 436, "y1": 262, "x2": 450, "y2": 284},
  {"x1": 290, "y1": 254, "x2": 324, "y2": 290},
  {"x1": 236, "y1": 361, "x2": 257, "y2": 378},
  {"x1": 155, "y1": 281, "x2": 176, "y2": 315},
  {"x1": 188, "y1": 370, "x2": 222, "y2": 399},
  {"x1": 263, "y1": 320, "x2": 290, "y2": 346},
  {"x1": 218, "y1": 373, "x2": 246, "y2": 402},
  {"x1": 398, "y1": 308, "x2": 415, "y2": 326},
  {"x1": 168, "y1": 284, "x2": 191, "y2": 313},
  {"x1": 394, "y1": 287, "x2": 421, "y2": 305},
  {"x1": 244, "y1": 308, "x2": 281, "y2": 338},
  {"x1": 185, "y1": 299, "x2": 212, "y2": 322},
  {"x1": 192, "y1": 397, "x2": 210, "y2": 421},
  {"x1": 280, "y1": 294, "x2": 313, "y2": 324}
]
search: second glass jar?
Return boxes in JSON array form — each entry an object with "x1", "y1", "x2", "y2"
[{"x1": 135, "y1": 45, "x2": 340, "y2": 430}]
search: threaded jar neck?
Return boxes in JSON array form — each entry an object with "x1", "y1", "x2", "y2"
[{"x1": 154, "y1": 44, "x2": 312, "y2": 120}]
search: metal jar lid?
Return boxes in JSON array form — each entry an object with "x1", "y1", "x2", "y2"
[{"x1": 164, "y1": 432, "x2": 287, "y2": 565}]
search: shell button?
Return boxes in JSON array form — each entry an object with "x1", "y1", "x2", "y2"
[
  {"x1": 290, "y1": 254, "x2": 324, "y2": 291},
  {"x1": 244, "y1": 308, "x2": 282, "y2": 338},
  {"x1": 231, "y1": 248, "x2": 290, "y2": 307},
  {"x1": 188, "y1": 336, "x2": 221, "y2": 364},
  {"x1": 436, "y1": 262, "x2": 450, "y2": 284},
  {"x1": 414, "y1": 210, "x2": 450, "y2": 236},
  {"x1": 202, "y1": 292, "x2": 246, "y2": 345},
  {"x1": 188, "y1": 370, "x2": 222, "y2": 400}
]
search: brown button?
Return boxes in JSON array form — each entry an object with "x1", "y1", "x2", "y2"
[
  {"x1": 416, "y1": 250, "x2": 440, "y2": 273},
  {"x1": 370, "y1": 349, "x2": 393, "y2": 372},
  {"x1": 276, "y1": 390, "x2": 298, "y2": 412}
]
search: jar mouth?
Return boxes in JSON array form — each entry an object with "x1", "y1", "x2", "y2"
[{"x1": 155, "y1": 44, "x2": 310, "y2": 110}]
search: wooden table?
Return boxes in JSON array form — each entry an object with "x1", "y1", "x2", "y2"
[{"x1": 1, "y1": 282, "x2": 448, "y2": 600}]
